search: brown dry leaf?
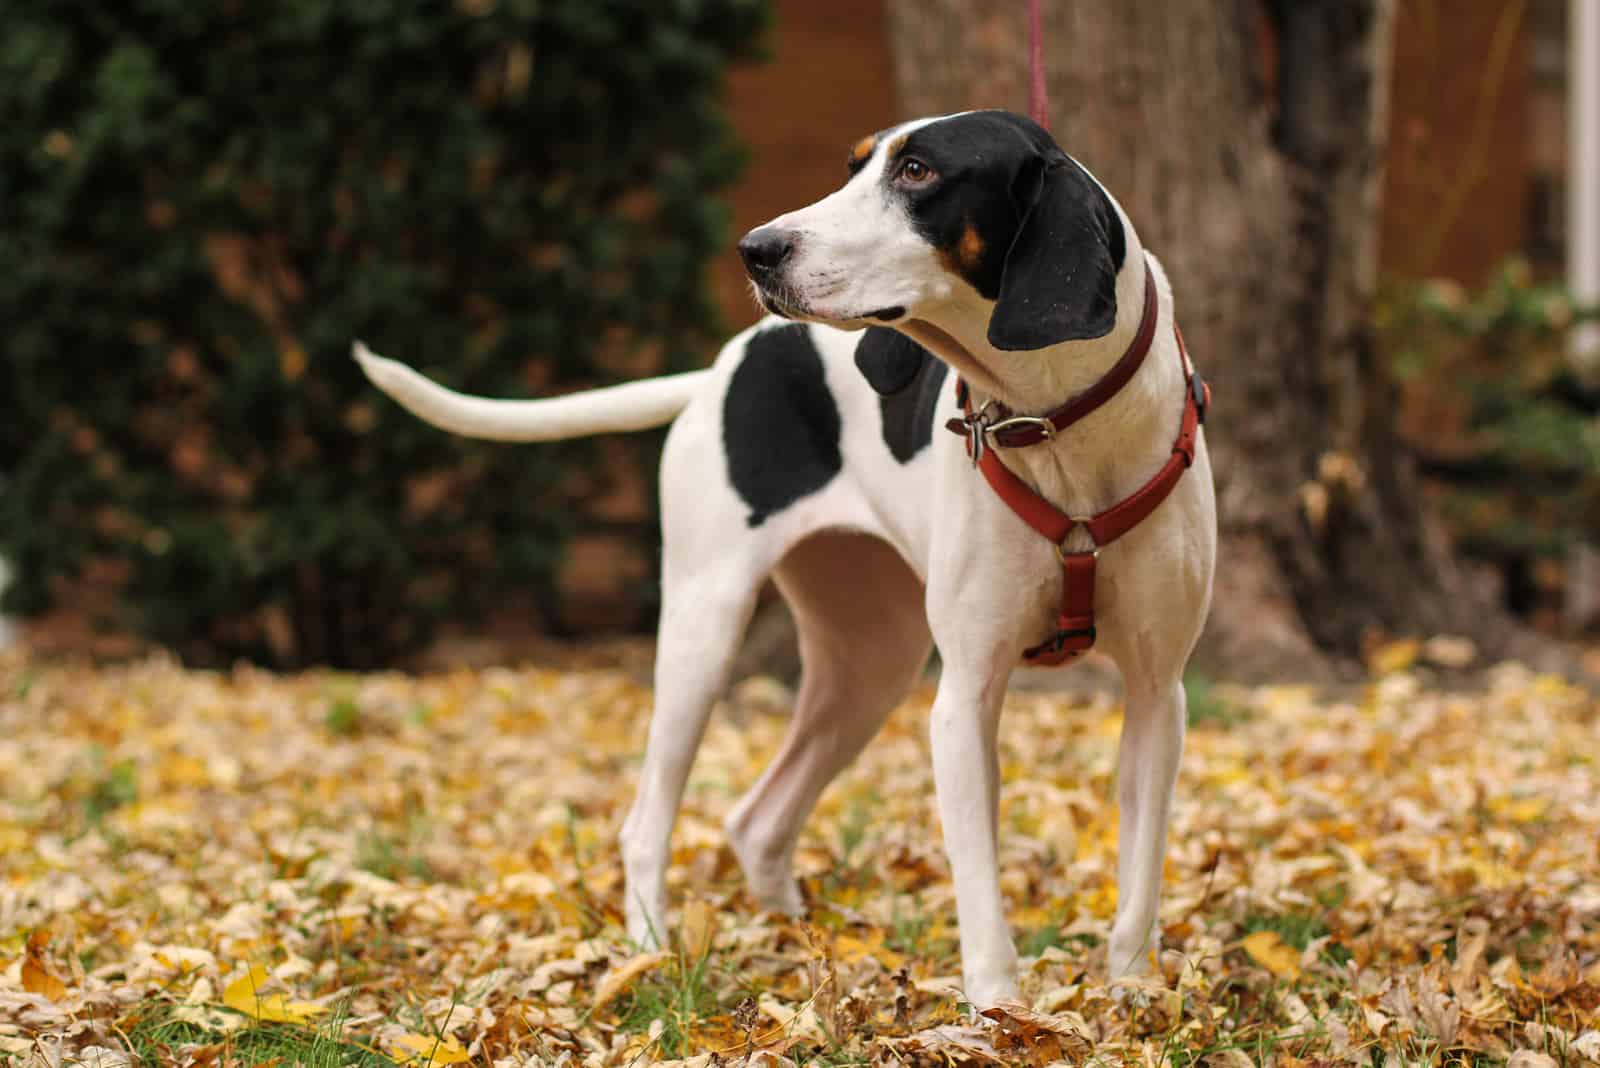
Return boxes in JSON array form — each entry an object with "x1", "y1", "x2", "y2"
[
  {"x1": 4, "y1": 650, "x2": 1600, "y2": 1064},
  {"x1": 979, "y1": 1001, "x2": 1093, "y2": 1063},
  {"x1": 1422, "y1": 634, "x2": 1477, "y2": 667},
  {"x1": 1204, "y1": 1052, "x2": 1256, "y2": 1068},
  {"x1": 1571, "y1": 1031, "x2": 1600, "y2": 1061},
  {"x1": 891, "y1": 1024, "x2": 1005, "y2": 1064},
  {"x1": 1507, "y1": 1053, "x2": 1559, "y2": 1068}
]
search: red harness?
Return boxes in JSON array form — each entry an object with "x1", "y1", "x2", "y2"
[{"x1": 945, "y1": 257, "x2": 1209, "y2": 666}]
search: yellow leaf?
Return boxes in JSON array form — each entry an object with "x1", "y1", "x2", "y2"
[
  {"x1": 834, "y1": 930, "x2": 906, "y2": 971},
  {"x1": 1240, "y1": 931, "x2": 1301, "y2": 980},
  {"x1": 279, "y1": 343, "x2": 308, "y2": 383},
  {"x1": 1492, "y1": 797, "x2": 1548, "y2": 824},
  {"x1": 22, "y1": 956, "x2": 68, "y2": 1001},
  {"x1": 679, "y1": 898, "x2": 716, "y2": 961},
  {"x1": 592, "y1": 950, "x2": 670, "y2": 1010},
  {"x1": 22, "y1": 930, "x2": 68, "y2": 1002},
  {"x1": 222, "y1": 965, "x2": 326, "y2": 1024},
  {"x1": 1367, "y1": 638, "x2": 1421, "y2": 676},
  {"x1": 389, "y1": 1033, "x2": 470, "y2": 1066}
]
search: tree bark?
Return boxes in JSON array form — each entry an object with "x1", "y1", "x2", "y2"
[{"x1": 884, "y1": 0, "x2": 1501, "y2": 679}]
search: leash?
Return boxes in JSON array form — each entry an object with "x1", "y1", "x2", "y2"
[
  {"x1": 1028, "y1": 0, "x2": 1049, "y2": 129},
  {"x1": 937, "y1": 4, "x2": 1210, "y2": 666},
  {"x1": 946, "y1": 256, "x2": 1210, "y2": 666}
]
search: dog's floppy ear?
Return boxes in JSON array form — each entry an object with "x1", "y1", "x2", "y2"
[
  {"x1": 986, "y1": 155, "x2": 1122, "y2": 351},
  {"x1": 854, "y1": 327, "x2": 931, "y2": 395}
]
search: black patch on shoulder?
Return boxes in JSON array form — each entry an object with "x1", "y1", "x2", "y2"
[
  {"x1": 723, "y1": 324, "x2": 843, "y2": 527},
  {"x1": 877, "y1": 343, "x2": 949, "y2": 464},
  {"x1": 854, "y1": 326, "x2": 927, "y2": 396}
]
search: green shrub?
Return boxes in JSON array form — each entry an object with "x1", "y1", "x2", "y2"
[
  {"x1": 1377, "y1": 261, "x2": 1600, "y2": 612},
  {"x1": 0, "y1": 0, "x2": 768, "y2": 667}
]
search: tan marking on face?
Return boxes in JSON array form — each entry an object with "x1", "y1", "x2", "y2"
[
  {"x1": 850, "y1": 136, "x2": 877, "y2": 164},
  {"x1": 885, "y1": 134, "x2": 908, "y2": 159},
  {"x1": 937, "y1": 221, "x2": 986, "y2": 279},
  {"x1": 957, "y1": 223, "x2": 984, "y2": 270}
]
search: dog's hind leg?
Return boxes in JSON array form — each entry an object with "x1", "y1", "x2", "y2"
[
  {"x1": 1105, "y1": 676, "x2": 1186, "y2": 979},
  {"x1": 725, "y1": 531, "x2": 930, "y2": 915},
  {"x1": 620, "y1": 557, "x2": 763, "y2": 949}
]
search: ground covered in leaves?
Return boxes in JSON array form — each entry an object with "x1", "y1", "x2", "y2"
[{"x1": 2, "y1": 647, "x2": 1599, "y2": 1067}]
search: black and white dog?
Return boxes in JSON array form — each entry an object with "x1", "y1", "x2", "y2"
[{"x1": 355, "y1": 110, "x2": 1215, "y2": 1007}]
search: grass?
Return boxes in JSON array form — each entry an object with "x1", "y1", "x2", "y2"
[
  {"x1": 82, "y1": 755, "x2": 138, "y2": 826},
  {"x1": 1019, "y1": 924, "x2": 1098, "y2": 959},
  {"x1": 1185, "y1": 671, "x2": 1246, "y2": 728},
  {"x1": 123, "y1": 1003, "x2": 393, "y2": 1068},
  {"x1": 355, "y1": 794, "x2": 433, "y2": 882},
  {"x1": 8, "y1": 654, "x2": 1599, "y2": 1065},
  {"x1": 613, "y1": 950, "x2": 722, "y2": 1059},
  {"x1": 1240, "y1": 909, "x2": 1329, "y2": 951},
  {"x1": 324, "y1": 694, "x2": 362, "y2": 737}
]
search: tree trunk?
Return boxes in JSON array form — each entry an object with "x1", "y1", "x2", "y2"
[{"x1": 884, "y1": 0, "x2": 1500, "y2": 679}]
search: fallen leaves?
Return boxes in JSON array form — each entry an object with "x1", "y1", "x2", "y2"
[
  {"x1": 388, "y1": 1032, "x2": 471, "y2": 1065},
  {"x1": 592, "y1": 950, "x2": 671, "y2": 1010},
  {"x1": 1240, "y1": 929, "x2": 1302, "y2": 980},
  {"x1": 221, "y1": 965, "x2": 326, "y2": 1024},
  {"x1": 1, "y1": 649, "x2": 1598, "y2": 1066},
  {"x1": 21, "y1": 930, "x2": 68, "y2": 1002}
]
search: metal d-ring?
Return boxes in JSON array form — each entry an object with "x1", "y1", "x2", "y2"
[{"x1": 1053, "y1": 531, "x2": 1099, "y2": 562}]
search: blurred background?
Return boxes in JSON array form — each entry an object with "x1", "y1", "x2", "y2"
[{"x1": 1, "y1": 0, "x2": 1596, "y2": 681}]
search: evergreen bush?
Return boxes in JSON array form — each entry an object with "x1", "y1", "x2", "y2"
[
  {"x1": 0, "y1": 0, "x2": 768, "y2": 667},
  {"x1": 1379, "y1": 260, "x2": 1600, "y2": 620}
]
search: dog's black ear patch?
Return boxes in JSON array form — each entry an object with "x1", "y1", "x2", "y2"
[
  {"x1": 879, "y1": 348, "x2": 949, "y2": 464},
  {"x1": 723, "y1": 324, "x2": 843, "y2": 527},
  {"x1": 854, "y1": 327, "x2": 929, "y2": 396},
  {"x1": 987, "y1": 157, "x2": 1123, "y2": 351}
]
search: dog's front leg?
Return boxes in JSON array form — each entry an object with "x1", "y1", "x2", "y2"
[
  {"x1": 929, "y1": 664, "x2": 1020, "y2": 1009},
  {"x1": 1107, "y1": 678, "x2": 1186, "y2": 978}
]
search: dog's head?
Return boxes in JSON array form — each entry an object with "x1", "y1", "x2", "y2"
[{"x1": 738, "y1": 110, "x2": 1128, "y2": 382}]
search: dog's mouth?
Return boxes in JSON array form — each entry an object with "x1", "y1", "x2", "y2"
[
  {"x1": 752, "y1": 285, "x2": 906, "y2": 328},
  {"x1": 754, "y1": 288, "x2": 807, "y2": 321}
]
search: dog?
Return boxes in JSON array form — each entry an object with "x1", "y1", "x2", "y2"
[{"x1": 354, "y1": 109, "x2": 1216, "y2": 1008}]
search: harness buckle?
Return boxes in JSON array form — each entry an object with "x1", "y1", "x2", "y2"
[
  {"x1": 958, "y1": 402, "x2": 998, "y2": 467},
  {"x1": 1190, "y1": 374, "x2": 1209, "y2": 424},
  {"x1": 956, "y1": 408, "x2": 1060, "y2": 466},
  {"x1": 985, "y1": 414, "x2": 1057, "y2": 445}
]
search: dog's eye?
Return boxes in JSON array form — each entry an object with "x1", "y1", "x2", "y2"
[{"x1": 895, "y1": 158, "x2": 936, "y2": 185}]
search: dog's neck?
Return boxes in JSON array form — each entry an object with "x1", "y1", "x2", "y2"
[
  {"x1": 903, "y1": 237, "x2": 1169, "y2": 421},
  {"x1": 898, "y1": 236, "x2": 1185, "y2": 520}
]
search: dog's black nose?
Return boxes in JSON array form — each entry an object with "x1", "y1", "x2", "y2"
[{"x1": 738, "y1": 227, "x2": 796, "y2": 275}]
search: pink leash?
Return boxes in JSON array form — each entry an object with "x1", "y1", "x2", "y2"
[{"x1": 1028, "y1": 0, "x2": 1049, "y2": 130}]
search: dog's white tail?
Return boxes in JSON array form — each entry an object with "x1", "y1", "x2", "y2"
[{"x1": 352, "y1": 341, "x2": 709, "y2": 442}]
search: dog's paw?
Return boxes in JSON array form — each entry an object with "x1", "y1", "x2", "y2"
[
  {"x1": 1106, "y1": 932, "x2": 1159, "y2": 982},
  {"x1": 725, "y1": 819, "x2": 806, "y2": 916},
  {"x1": 960, "y1": 975, "x2": 1021, "y2": 1013},
  {"x1": 624, "y1": 897, "x2": 670, "y2": 952}
]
